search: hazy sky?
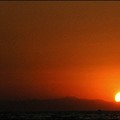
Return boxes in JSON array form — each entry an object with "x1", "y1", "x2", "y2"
[{"x1": 1, "y1": 2, "x2": 120, "y2": 101}]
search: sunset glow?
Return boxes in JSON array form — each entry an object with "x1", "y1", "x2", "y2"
[
  {"x1": 115, "y1": 92, "x2": 120, "y2": 102},
  {"x1": 1, "y1": 2, "x2": 120, "y2": 111}
]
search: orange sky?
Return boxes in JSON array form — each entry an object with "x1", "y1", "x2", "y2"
[{"x1": 0, "y1": 2, "x2": 120, "y2": 102}]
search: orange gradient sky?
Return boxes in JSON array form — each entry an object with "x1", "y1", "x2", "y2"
[{"x1": 0, "y1": 2, "x2": 120, "y2": 102}]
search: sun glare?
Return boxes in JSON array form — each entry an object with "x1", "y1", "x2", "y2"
[{"x1": 115, "y1": 92, "x2": 120, "y2": 102}]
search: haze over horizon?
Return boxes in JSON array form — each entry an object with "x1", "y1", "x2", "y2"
[{"x1": 1, "y1": 1, "x2": 120, "y2": 106}]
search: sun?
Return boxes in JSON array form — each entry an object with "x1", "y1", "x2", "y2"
[{"x1": 115, "y1": 92, "x2": 120, "y2": 102}]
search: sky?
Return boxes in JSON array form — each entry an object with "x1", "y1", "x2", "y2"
[{"x1": 0, "y1": 1, "x2": 120, "y2": 102}]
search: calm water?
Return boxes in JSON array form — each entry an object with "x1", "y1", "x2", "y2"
[{"x1": 0, "y1": 111, "x2": 120, "y2": 120}]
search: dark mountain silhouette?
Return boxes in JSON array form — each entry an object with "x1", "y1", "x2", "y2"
[{"x1": 0, "y1": 97, "x2": 120, "y2": 112}]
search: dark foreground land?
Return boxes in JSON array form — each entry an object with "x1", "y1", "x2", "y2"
[
  {"x1": 0, "y1": 98, "x2": 120, "y2": 119},
  {"x1": 0, "y1": 111, "x2": 120, "y2": 120}
]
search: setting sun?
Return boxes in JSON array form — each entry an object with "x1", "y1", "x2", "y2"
[{"x1": 115, "y1": 92, "x2": 120, "y2": 102}]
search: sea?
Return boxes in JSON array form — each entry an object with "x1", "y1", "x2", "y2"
[{"x1": 0, "y1": 111, "x2": 120, "y2": 120}]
